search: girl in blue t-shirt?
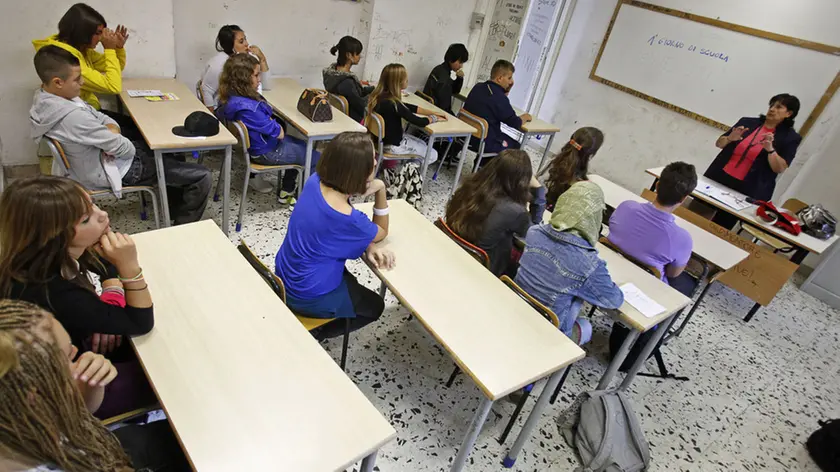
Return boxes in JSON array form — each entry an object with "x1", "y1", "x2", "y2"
[{"x1": 275, "y1": 132, "x2": 394, "y2": 337}]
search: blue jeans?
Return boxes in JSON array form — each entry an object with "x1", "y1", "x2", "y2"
[{"x1": 251, "y1": 136, "x2": 320, "y2": 192}]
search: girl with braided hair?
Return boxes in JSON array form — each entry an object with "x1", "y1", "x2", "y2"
[{"x1": 0, "y1": 299, "x2": 188, "y2": 472}]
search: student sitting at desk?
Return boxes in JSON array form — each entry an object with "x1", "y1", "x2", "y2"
[
  {"x1": 446, "y1": 150, "x2": 544, "y2": 277},
  {"x1": 515, "y1": 181, "x2": 623, "y2": 344},
  {"x1": 0, "y1": 299, "x2": 189, "y2": 472},
  {"x1": 422, "y1": 43, "x2": 469, "y2": 115},
  {"x1": 540, "y1": 127, "x2": 604, "y2": 208},
  {"x1": 0, "y1": 176, "x2": 158, "y2": 418},
  {"x1": 200, "y1": 24, "x2": 270, "y2": 112},
  {"x1": 607, "y1": 162, "x2": 698, "y2": 371},
  {"x1": 218, "y1": 53, "x2": 319, "y2": 206},
  {"x1": 30, "y1": 46, "x2": 212, "y2": 225},
  {"x1": 276, "y1": 132, "x2": 394, "y2": 338},
  {"x1": 323, "y1": 35, "x2": 373, "y2": 123},
  {"x1": 462, "y1": 59, "x2": 532, "y2": 163}
]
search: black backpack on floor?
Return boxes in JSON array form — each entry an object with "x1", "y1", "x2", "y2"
[{"x1": 806, "y1": 419, "x2": 840, "y2": 471}]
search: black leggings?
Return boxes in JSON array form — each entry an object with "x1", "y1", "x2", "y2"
[{"x1": 315, "y1": 270, "x2": 385, "y2": 339}]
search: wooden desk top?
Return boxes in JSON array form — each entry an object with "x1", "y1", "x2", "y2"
[
  {"x1": 454, "y1": 85, "x2": 560, "y2": 134},
  {"x1": 131, "y1": 221, "x2": 395, "y2": 471},
  {"x1": 262, "y1": 78, "x2": 366, "y2": 137},
  {"x1": 540, "y1": 212, "x2": 691, "y2": 331},
  {"x1": 403, "y1": 93, "x2": 477, "y2": 136},
  {"x1": 120, "y1": 78, "x2": 236, "y2": 150},
  {"x1": 358, "y1": 200, "x2": 584, "y2": 401},
  {"x1": 588, "y1": 174, "x2": 749, "y2": 271},
  {"x1": 646, "y1": 167, "x2": 838, "y2": 255}
]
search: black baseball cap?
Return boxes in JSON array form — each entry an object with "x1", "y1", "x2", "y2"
[{"x1": 172, "y1": 111, "x2": 220, "y2": 137}]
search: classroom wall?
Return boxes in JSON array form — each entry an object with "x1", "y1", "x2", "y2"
[
  {"x1": 537, "y1": 0, "x2": 840, "y2": 206},
  {"x1": 0, "y1": 0, "x2": 176, "y2": 166}
]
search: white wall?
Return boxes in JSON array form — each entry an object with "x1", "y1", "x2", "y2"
[
  {"x1": 0, "y1": 0, "x2": 176, "y2": 166},
  {"x1": 363, "y1": 0, "x2": 477, "y2": 88},
  {"x1": 537, "y1": 0, "x2": 840, "y2": 201},
  {"x1": 173, "y1": 0, "x2": 375, "y2": 91}
]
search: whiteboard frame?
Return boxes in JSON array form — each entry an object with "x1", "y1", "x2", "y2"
[{"x1": 590, "y1": 0, "x2": 840, "y2": 137}]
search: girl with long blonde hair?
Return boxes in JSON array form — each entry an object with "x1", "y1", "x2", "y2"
[
  {"x1": 217, "y1": 53, "x2": 319, "y2": 205},
  {"x1": 367, "y1": 63, "x2": 446, "y2": 165}
]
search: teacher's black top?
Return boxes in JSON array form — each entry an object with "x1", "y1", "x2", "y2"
[{"x1": 704, "y1": 116, "x2": 801, "y2": 201}]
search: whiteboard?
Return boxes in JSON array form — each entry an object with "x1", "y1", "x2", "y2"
[
  {"x1": 591, "y1": 1, "x2": 840, "y2": 135},
  {"x1": 474, "y1": 0, "x2": 527, "y2": 84}
]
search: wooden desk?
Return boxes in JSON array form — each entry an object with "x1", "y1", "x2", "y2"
[
  {"x1": 646, "y1": 166, "x2": 838, "y2": 262},
  {"x1": 358, "y1": 200, "x2": 584, "y2": 471},
  {"x1": 540, "y1": 210, "x2": 691, "y2": 394},
  {"x1": 131, "y1": 220, "x2": 395, "y2": 472},
  {"x1": 402, "y1": 93, "x2": 478, "y2": 198},
  {"x1": 589, "y1": 174, "x2": 749, "y2": 271},
  {"x1": 120, "y1": 78, "x2": 237, "y2": 234},
  {"x1": 455, "y1": 86, "x2": 561, "y2": 171},
  {"x1": 262, "y1": 78, "x2": 366, "y2": 183}
]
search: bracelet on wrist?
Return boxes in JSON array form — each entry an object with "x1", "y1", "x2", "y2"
[
  {"x1": 124, "y1": 284, "x2": 148, "y2": 292},
  {"x1": 118, "y1": 268, "x2": 144, "y2": 283},
  {"x1": 373, "y1": 206, "x2": 390, "y2": 216}
]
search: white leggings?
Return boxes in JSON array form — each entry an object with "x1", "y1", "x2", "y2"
[{"x1": 384, "y1": 135, "x2": 438, "y2": 164}]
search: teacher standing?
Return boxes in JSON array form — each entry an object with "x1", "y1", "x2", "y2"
[{"x1": 704, "y1": 93, "x2": 801, "y2": 228}]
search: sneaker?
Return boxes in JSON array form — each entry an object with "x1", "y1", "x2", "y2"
[
  {"x1": 277, "y1": 190, "x2": 297, "y2": 207},
  {"x1": 248, "y1": 174, "x2": 273, "y2": 194}
]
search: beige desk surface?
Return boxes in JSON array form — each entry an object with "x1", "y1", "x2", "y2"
[
  {"x1": 646, "y1": 167, "x2": 838, "y2": 255},
  {"x1": 540, "y1": 211, "x2": 691, "y2": 331},
  {"x1": 120, "y1": 78, "x2": 236, "y2": 150},
  {"x1": 262, "y1": 78, "x2": 366, "y2": 137},
  {"x1": 454, "y1": 85, "x2": 560, "y2": 134},
  {"x1": 359, "y1": 200, "x2": 584, "y2": 401},
  {"x1": 403, "y1": 93, "x2": 477, "y2": 135},
  {"x1": 131, "y1": 220, "x2": 395, "y2": 471},
  {"x1": 588, "y1": 174, "x2": 749, "y2": 271}
]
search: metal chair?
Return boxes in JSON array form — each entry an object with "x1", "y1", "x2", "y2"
[
  {"x1": 217, "y1": 120, "x2": 304, "y2": 232},
  {"x1": 46, "y1": 138, "x2": 159, "y2": 228},
  {"x1": 414, "y1": 90, "x2": 435, "y2": 105},
  {"x1": 737, "y1": 198, "x2": 808, "y2": 255},
  {"x1": 432, "y1": 108, "x2": 497, "y2": 180},
  {"x1": 432, "y1": 218, "x2": 490, "y2": 269},
  {"x1": 327, "y1": 93, "x2": 350, "y2": 117},
  {"x1": 102, "y1": 404, "x2": 160, "y2": 427},
  {"x1": 366, "y1": 112, "x2": 426, "y2": 176},
  {"x1": 237, "y1": 240, "x2": 351, "y2": 370}
]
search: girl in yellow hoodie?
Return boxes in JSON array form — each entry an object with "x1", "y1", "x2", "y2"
[{"x1": 33, "y1": 3, "x2": 128, "y2": 111}]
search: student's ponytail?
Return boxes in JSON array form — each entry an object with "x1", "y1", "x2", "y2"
[
  {"x1": 544, "y1": 127, "x2": 605, "y2": 207},
  {"x1": 332, "y1": 36, "x2": 364, "y2": 67}
]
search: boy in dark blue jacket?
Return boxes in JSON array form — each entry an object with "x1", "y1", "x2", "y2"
[{"x1": 463, "y1": 60, "x2": 532, "y2": 160}]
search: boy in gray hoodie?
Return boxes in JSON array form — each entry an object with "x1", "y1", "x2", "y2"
[{"x1": 30, "y1": 45, "x2": 212, "y2": 225}]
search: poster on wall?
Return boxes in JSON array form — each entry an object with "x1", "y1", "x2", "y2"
[{"x1": 475, "y1": 0, "x2": 528, "y2": 84}]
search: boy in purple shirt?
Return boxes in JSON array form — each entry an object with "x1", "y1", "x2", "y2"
[{"x1": 607, "y1": 161, "x2": 698, "y2": 296}]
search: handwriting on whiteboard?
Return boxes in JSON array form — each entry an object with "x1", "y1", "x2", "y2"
[{"x1": 647, "y1": 33, "x2": 730, "y2": 62}]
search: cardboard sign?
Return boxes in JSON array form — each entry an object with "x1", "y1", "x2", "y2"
[{"x1": 640, "y1": 189, "x2": 797, "y2": 306}]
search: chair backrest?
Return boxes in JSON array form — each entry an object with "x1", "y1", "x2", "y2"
[
  {"x1": 237, "y1": 240, "x2": 287, "y2": 303},
  {"x1": 599, "y1": 236, "x2": 663, "y2": 280},
  {"x1": 783, "y1": 198, "x2": 808, "y2": 214},
  {"x1": 457, "y1": 108, "x2": 488, "y2": 139},
  {"x1": 365, "y1": 112, "x2": 385, "y2": 140},
  {"x1": 414, "y1": 90, "x2": 435, "y2": 105},
  {"x1": 227, "y1": 120, "x2": 251, "y2": 151},
  {"x1": 433, "y1": 218, "x2": 491, "y2": 270},
  {"x1": 196, "y1": 79, "x2": 208, "y2": 108},
  {"x1": 327, "y1": 93, "x2": 349, "y2": 116},
  {"x1": 500, "y1": 275, "x2": 560, "y2": 328},
  {"x1": 46, "y1": 138, "x2": 71, "y2": 171}
]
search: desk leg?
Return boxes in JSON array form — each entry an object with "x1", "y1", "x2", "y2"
[
  {"x1": 449, "y1": 134, "x2": 470, "y2": 200},
  {"x1": 618, "y1": 314, "x2": 675, "y2": 391},
  {"x1": 378, "y1": 281, "x2": 387, "y2": 298},
  {"x1": 597, "y1": 328, "x2": 640, "y2": 390},
  {"x1": 790, "y1": 248, "x2": 809, "y2": 265},
  {"x1": 421, "y1": 134, "x2": 435, "y2": 194},
  {"x1": 450, "y1": 397, "x2": 493, "y2": 472},
  {"x1": 666, "y1": 280, "x2": 714, "y2": 342},
  {"x1": 649, "y1": 178, "x2": 658, "y2": 191},
  {"x1": 744, "y1": 303, "x2": 762, "y2": 322},
  {"x1": 221, "y1": 145, "x2": 231, "y2": 236},
  {"x1": 537, "y1": 133, "x2": 556, "y2": 174},
  {"x1": 360, "y1": 450, "x2": 378, "y2": 472},
  {"x1": 153, "y1": 150, "x2": 171, "y2": 227},
  {"x1": 303, "y1": 139, "x2": 314, "y2": 184},
  {"x1": 503, "y1": 366, "x2": 568, "y2": 468}
]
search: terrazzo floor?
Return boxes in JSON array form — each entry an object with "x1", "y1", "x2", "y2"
[{"x1": 98, "y1": 147, "x2": 840, "y2": 472}]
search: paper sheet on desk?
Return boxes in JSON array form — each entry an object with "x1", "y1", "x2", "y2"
[
  {"x1": 697, "y1": 184, "x2": 752, "y2": 211},
  {"x1": 620, "y1": 283, "x2": 665, "y2": 318},
  {"x1": 127, "y1": 89, "x2": 164, "y2": 98}
]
